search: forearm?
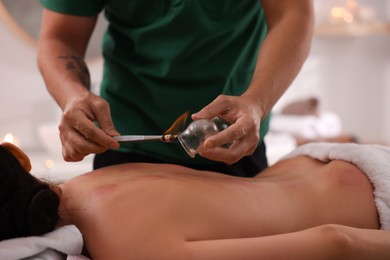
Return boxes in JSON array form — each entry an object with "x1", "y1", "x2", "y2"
[
  {"x1": 37, "y1": 9, "x2": 97, "y2": 111},
  {"x1": 243, "y1": 1, "x2": 314, "y2": 118},
  {"x1": 148, "y1": 225, "x2": 390, "y2": 260},
  {"x1": 343, "y1": 226, "x2": 390, "y2": 259},
  {"x1": 183, "y1": 226, "x2": 337, "y2": 260},
  {"x1": 134, "y1": 225, "x2": 354, "y2": 259},
  {"x1": 38, "y1": 39, "x2": 91, "y2": 110}
]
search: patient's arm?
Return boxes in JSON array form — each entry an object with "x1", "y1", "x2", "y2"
[
  {"x1": 181, "y1": 225, "x2": 390, "y2": 259},
  {"x1": 94, "y1": 224, "x2": 389, "y2": 259}
]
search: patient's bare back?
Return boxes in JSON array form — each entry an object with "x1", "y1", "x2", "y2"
[{"x1": 60, "y1": 156, "x2": 379, "y2": 259}]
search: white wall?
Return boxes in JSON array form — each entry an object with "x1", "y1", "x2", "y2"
[
  {"x1": 384, "y1": 62, "x2": 390, "y2": 140},
  {"x1": 0, "y1": 10, "x2": 103, "y2": 152},
  {"x1": 0, "y1": 12, "x2": 55, "y2": 151},
  {"x1": 315, "y1": 36, "x2": 390, "y2": 143},
  {"x1": 276, "y1": 0, "x2": 390, "y2": 144}
]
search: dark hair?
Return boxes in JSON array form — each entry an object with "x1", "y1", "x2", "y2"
[{"x1": 0, "y1": 146, "x2": 60, "y2": 241}]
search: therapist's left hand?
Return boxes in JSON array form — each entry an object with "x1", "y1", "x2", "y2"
[{"x1": 191, "y1": 94, "x2": 263, "y2": 164}]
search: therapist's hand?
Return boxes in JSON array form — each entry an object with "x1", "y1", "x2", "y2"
[
  {"x1": 59, "y1": 92, "x2": 120, "y2": 162},
  {"x1": 191, "y1": 94, "x2": 263, "y2": 164}
]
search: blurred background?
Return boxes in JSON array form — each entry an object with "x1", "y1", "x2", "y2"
[{"x1": 1, "y1": 0, "x2": 389, "y2": 178}]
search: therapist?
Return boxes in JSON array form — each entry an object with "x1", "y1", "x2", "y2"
[{"x1": 37, "y1": 0, "x2": 314, "y2": 177}]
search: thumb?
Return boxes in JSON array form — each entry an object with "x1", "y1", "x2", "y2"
[
  {"x1": 192, "y1": 96, "x2": 226, "y2": 120},
  {"x1": 90, "y1": 99, "x2": 120, "y2": 136},
  {"x1": 99, "y1": 119, "x2": 120, "y2": 136},
  {"x1": 93, "y1": 109, "x2": 120, "y2": 136}
]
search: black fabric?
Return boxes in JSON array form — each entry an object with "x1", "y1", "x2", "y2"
[{"x1": 94, "y1": 142, "x2": 268, "y2": 177}]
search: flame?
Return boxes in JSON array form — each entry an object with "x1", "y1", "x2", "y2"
[{"x1": 163, "y1": 112, "x2": 189, "y2": 134}]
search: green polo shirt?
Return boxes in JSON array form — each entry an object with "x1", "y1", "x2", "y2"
[{"x1": 41, "y1": 0, "x2": 270, "y2": 165}]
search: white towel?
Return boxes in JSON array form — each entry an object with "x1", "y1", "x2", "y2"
[
  {"x1": 0, "y1": 225, "x2": 83, "y2": 260},
  {"x1": 282, "y1": 142, "x2": 390, "y2": 230},
  {"x1": 270, "y1": 114, "x2": 318, "y2": 139},
  {"x1": 269, "y1": 112, "x2": 343, "y2": 139}
]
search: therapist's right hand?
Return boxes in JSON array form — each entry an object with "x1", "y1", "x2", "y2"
[{"x1": 59, "y1": 92, "x2": 120, "y2": 162}]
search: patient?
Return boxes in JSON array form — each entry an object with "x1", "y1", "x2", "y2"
[{"x1": 1, "y1": 142, "x2": 390, "y2": 259}]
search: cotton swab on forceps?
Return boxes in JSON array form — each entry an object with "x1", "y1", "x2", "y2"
[
  {"x1": 113, "y1": 112, "x2": 188, "y2": 143},
  {"x1": 113, "y1": 134, "x2": 178, "y2": 143}
]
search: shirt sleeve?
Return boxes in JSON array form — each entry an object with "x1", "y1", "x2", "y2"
[{"x1": 40, "y1": 0, "x2": 105, "y2": 16}]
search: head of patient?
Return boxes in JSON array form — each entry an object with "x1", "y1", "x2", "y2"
[{"x1": 0, "y1": 143, "x2": 60, "y2": 241}]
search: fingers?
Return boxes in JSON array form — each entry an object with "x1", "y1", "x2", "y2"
[
  {"x1": 200, "y1": 119, "x2": 259, "y2": 164},
  {"x1": 203, "y1": 118, "x2": 247, "y2": 148},
  {"x1": 90, "y1": 98, "x2": 121, "y2": 137},
  {"x1": 59, "y1": 113, "x2": 114, "y2": 162},
  {"x1": 204, "y1": 111, "x2": 259, "y2": 145},
  {"x1": 192, "y1": 95, "x2": 233, "y2": 120},
  {"x1": 59, "y1": 93, "x2": 120, "y2": 162},
  {"x1": 60, "y1": 131, "x2": 103, "y2": 162},
  {"x1": 192, "y1": 94, "x2": 263, "y2": 164},
  {"x1": 199, "y1": 139, "x2": 258, "y2": 165}
]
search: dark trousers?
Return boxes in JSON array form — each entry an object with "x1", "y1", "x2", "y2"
[{"x1": 94, "y1": 142, "x2": 268, "y2": 177}]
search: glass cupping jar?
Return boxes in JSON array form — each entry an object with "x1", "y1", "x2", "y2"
[{"x1": 178, "y1": 117, "x2": 230, "y2": 158}]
